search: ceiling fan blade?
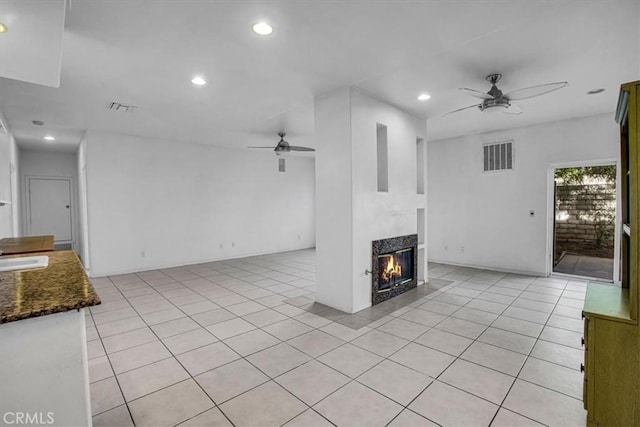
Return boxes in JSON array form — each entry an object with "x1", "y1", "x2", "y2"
[
  {"x1": 503, "y1": 103, "x2": 523, "y2": 115},
  {"x1": 248, "y1": 146, "x2": 276, "y2": 149},
  {"x1": 288, "y1": 146, "x2": 315, "y2": 152},
  {"x1": 459, "y1": 88, "x2": 494, "y2": 100},
  {"x1": 505, "y1": 82, "x2": 568, "y2": 101},
  {"x1": 442, "y1": 104, "x2": 481, "y2": 117}
]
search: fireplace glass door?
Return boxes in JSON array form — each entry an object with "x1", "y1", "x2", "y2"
[{"x1": 377, "y1": 248, "x2": 414, "y2": 292}]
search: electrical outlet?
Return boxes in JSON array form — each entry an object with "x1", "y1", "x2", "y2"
[
  {"x1": 219, "y1": 243, "x2": 223, "y2": 249},
  {"x1": 140, "y1": 251, "x2": 145, "y2": 258},
  {"x1": 231, "y1": 242, "x2": 235, "y2": 247},
  {"x1": 459, "y1": 246, "x2": 465, "y2": 253},
  {"x1": 444, "y1": 245, "x2": 448, "y2": 251},
  {"x1": 298, "y1": 235, "x2": 301, "y2": 240}
]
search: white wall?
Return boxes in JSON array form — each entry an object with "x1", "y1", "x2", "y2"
[
  {"x1": 20, "y1": 149, "x2": 78, "y2": 178},
  {"x1": 315, "y1": 88, "x2": 355, "y2": 312},
  {"x1": 84, "y1": 131, "x2": 315, "y2": 277},
  {"x1": 427, "y1": 113, "x2": 618, "y2": 275},
  {"x1": 0, "y1": 132, "x2": 20, "y2": 237},
  {"x1": 315, "y1": 88, "x2": 427, "y2": 313},
  {"x1": 19, "y1": 149, "x2": 78, "y2": 244},
  {"x1": 77, "y1": 136, "x2": 90, "y2": 270}
]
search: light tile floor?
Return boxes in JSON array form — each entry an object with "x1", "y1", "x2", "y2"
[{"x1": 87, "y1": 249, "x2": 589, "y2": 426}]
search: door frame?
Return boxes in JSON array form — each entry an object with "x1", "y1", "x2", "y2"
[
  {"x1": 9, "y1": 162, "x2": 19, "y2": 236},
  {"x1": 23, "y1": 175, "x2": 77, "y2": 248},
  {"x1": 545, "y1": 159, "x2": 620, "y2": 282}
]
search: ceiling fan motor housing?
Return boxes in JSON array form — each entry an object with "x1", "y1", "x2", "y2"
[
  {"x1": 478, "y1": 97, "x2": 511, "y2": 112},
  {"x1": 479, "y1": 74, "x2": 510, "y2": 111},
  {"x1": 275, "y1": 140, "x2": 290, "y2": 154}
]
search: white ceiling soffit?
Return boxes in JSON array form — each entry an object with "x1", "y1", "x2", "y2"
[
  {"x1": 8, "y1": 120, "x2": 82, "y2": 153},
  {"x1": 0, "y1": 0, "x2": 66, "y2": 88}
]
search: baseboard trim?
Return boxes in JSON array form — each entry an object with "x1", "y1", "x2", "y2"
[
  {"x1": 427, "y1": 258, "x2": 543, "y2": 278},
  {"x1": 89, "y1": 245, "x2": 316, "y2": 278}
]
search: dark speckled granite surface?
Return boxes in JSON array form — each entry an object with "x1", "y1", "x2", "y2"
[{"x1": 0, "y1": 250, "x2": 100, "y2": 324}]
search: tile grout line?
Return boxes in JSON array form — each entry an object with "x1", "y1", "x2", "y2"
[
  {"x1": 306, "y1": 270, "x2": 532, "y2": 425},
  {"x1": 87, "y1": 293, "x2": 138, "y2": 425},
  {"x1": 430, "y1": 272, "x2": 542, "y2": 425},
  {"x1": 103, "y1": 255, "x2": 335, "y2": 426},
  {"x1": 489, "y1": 274, "x2": 574, "y2": 426},
  {"x1": 89, "y1": 256, "x2": 589, "y2": 426},
  {"x1": 116, "y1": 278, "x2": 241, "y2": 426}
]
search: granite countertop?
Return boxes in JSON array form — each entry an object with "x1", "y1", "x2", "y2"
[{"x1": 0, "y1": 250, "x2": 101, "y2": 324}]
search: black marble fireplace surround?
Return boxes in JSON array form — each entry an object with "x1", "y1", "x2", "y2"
[{"x1": 371, "y1": 234, "x2": 418, "y2": 305}]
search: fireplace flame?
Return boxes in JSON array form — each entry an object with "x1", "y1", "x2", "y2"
[{"x1": 382, "y1": 255, "x2": 402, "y2": 282}]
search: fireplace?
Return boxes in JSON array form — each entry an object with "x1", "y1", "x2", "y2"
[{"x1": 371, "y1": 234, "x2": 418, "y2": 305}]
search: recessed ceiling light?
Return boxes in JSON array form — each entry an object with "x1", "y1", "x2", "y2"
[
  {"x1": 587, "y1": 88, "x2": 605, "y2": 95},
  {"x1": 191, "y1": 76, "x2": 207, "y2": 86},
  {"x1": 43, "y1": 135, "x2": 55, "y2": 141},
  {"x1": 252, "y1": 22, "x2": 273, "y2": 35},
  {"x1": 0, "y1": 23, "x2": 7, "y2": 34},
  {"x1": 418, "y1": 93, "x2": 431, "y2": 101}
]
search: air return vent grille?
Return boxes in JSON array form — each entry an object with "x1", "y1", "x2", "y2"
[
  {"x1": 108, "y1": 102, "x2": 138, "y2": 112},
  {"x1": 483, "y1": 140, "x2": 513, "y2": 172}
]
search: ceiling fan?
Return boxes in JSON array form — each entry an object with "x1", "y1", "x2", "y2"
[
  {"x1": 443, "y1": 73, "x2": 568, "y2": 117},
  {"x1": 248, "y1": 132, "x2": 315, "y2": 155}
]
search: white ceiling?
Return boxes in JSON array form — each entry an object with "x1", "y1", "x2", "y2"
[
  {"x1": 0, "y1": 0, "x2": 66, "y2": 88},
  {"x1": 0, "y1": 0, "x2": 638, "y2": 153}
]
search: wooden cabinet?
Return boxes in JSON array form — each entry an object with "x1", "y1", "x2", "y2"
[
  {"x1": 582, "y1": 80, "x2": 640, "y2": 426},
  {"x1": 0, "y1": 235, "x2": 54, "y2": 255}
]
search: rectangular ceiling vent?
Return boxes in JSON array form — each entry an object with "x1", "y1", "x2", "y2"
[
  {"x1": 108, "y1": 102, "x2": 137, "y2": 112},
  {"x1": 483, "y1": 140, "x2": 514, "y2": 172}
]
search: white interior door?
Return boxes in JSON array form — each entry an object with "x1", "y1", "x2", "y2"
[{"x1": 29, "y1": 178, "x2": 72, "y2": 242}]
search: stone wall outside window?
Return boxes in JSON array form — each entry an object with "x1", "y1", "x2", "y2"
[{"x1": 555, "y1": 183, "x2": 616, "y2": 260}]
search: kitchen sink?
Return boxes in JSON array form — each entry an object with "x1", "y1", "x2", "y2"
[{"x1": 0, "y1": 255, "x2": 49, "y2": 272}]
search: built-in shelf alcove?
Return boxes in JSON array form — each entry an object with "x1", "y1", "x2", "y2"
[
  {"x1": 417, "y1": 137, "x2": 425, "y2": 195},
  {"x1": 376, "y1": 123, "x2": 389, "y2": 192}
]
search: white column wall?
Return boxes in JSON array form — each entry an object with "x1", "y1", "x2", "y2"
[
  {"x1": 315, "y1": 88, "x2": 427, "y2": 313},
  {"x1": 314, "y1": 88, "x2": 355, "y2": 312},
  {"x1": 77, "y1": 136, "x2": 90, "y2": 271},
  {"x1": 0, "y1": 132, "x2": 19, "y2": 237}
]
